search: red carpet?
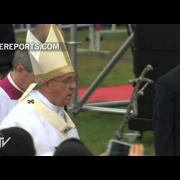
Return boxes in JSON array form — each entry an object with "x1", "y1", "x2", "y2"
[{"x1": 78, "y1": 85, "x2": 134, "y2": 103}]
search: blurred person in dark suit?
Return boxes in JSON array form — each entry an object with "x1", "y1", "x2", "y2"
[
  {"x1": 0, "y1": 24, "x2": 15, "y2": 78},
  {"x1": 153, "y1": 64, "x2": 180, "y2": 155}
]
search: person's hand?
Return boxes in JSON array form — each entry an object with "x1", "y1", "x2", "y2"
[{"x1": 128, "y1": 144, "x2": 144, "y2": 156}]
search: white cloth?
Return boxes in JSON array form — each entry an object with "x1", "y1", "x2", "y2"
[
  {"x1": 0, "y1": 90, "x2": 79, "y2": 156},
  {"x1": 0, "y1": 88, "x2": 17, "y2": 123},
  {"x1": 0, "y1": 73, "x2": 23, "y2": 123}
]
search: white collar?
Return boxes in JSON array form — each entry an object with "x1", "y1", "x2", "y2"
[
  {"x1": 30, "y1": 90, "x2": 64, "y2": 113},
  {"x1": 7, "y1": 72, "x2": 24, "y2": 93}
]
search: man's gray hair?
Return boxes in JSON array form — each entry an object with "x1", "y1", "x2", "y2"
[{"x1": 12, "y1": 49, "x2": 33, "y2": 72}]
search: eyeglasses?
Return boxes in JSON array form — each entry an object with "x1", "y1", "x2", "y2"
[{"x1": 52, "y1": 76, "x2": 77, "y2": 85}]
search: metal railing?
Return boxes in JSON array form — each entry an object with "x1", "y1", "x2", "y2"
[{"x1": 69, "y1": 25, "x2": 135, "y2": 115}]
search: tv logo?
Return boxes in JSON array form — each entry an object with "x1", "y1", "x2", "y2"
[{"x1": 0, "y1": 137, "x2": 11, "y2": 148}]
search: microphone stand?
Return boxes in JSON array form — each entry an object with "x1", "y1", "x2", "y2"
[{"x1": 115, "y1": 64, "x2": 154, "y2": 141}]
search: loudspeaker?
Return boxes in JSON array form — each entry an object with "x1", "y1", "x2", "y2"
[
  {"x1": 134, "y1": 24, "x2": 180, "y2": 52},
  {"x1": 129, "y1": 24, "x2": 180, "y2": 131}
]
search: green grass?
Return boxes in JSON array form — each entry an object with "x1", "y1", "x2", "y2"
[
  {"x1": 16, "y1": 32, "x2": 26, "y2": 43},
  {"x1": 15, "y1": 28, "x2": 154, "y2": 156},
  {"x1": 78, "y1": 53, "x2": 133, "y2": 87},
  {"x1": 71, "y1": 112, "x2": 123, "y2": 155},
  {"x1": 71, "y1": 112, "x2": 154, "y2": 155}
]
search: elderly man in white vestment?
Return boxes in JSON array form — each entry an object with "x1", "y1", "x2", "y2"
[{"x1": 0, "y1": 24, "x2": 79, "y2": 156}]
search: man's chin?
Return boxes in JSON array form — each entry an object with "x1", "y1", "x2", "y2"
[{"x1": 63, "y1": 100, "x2": 71, "y2": 106}]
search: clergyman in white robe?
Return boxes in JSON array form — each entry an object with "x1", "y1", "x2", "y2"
[
  {"x1": 0, "y1": 73, "x2": 23, "y2": 123},
  {"x1": 0, "y1": 90, "x2": 80, "y2": 156}
]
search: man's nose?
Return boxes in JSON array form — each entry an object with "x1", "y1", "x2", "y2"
[{"x1": 71, "y1": 81, "x2": 76, "y2": 89}]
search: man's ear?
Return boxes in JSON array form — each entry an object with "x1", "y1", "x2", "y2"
[
  {"x1": 40, "y1": 81, "x2": 51, "y2": 93},
  {"x1": 15, "y1": 65, "x2": 25, "y2": 73}
]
